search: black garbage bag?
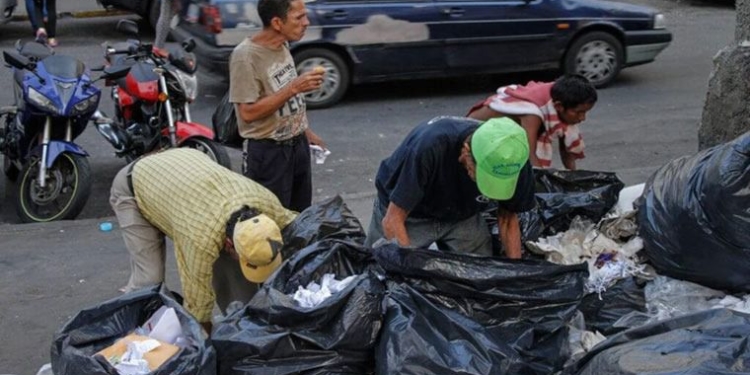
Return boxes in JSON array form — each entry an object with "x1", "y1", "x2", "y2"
[
  {"x1": 578, "y1": 277, "x2": 647, "y2": 335},
  {"x1": 373, "y1": 244, "x2": 588, "y2": 375},
  {"x1": 636, "y1": 131, "x2": 750, "y2": 292},
  {"x1": 51, "y1": 284, "x2": 216, "y2": 375},
  {"x1": 212, "y1": 92, "x2": 243, "y2": 148},
  {"x1": 567, "y1": 308, "x2": 750, "y2": 375},
  {"x1": 486, "y1": 169, "x2": 623, "y2": 256},
  {"x1": 281, "y1": 196, "x2": 366, "y2": 259},
  {"x1": 534, "y1": 168, "x2": 624, "y2": 234},
  {"x1": 213, "y1": 240, "x2": 386, "y2": 375}
]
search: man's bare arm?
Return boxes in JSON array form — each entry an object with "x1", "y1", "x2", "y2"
[
  {"x1": 382, "y1": 202, "x2": 411, "y2": 247},
  {"x1": 497, "y1": 208, "x2": 522, "y2": 259}
]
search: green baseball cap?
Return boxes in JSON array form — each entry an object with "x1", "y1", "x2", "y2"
[{"x1": 471, "y1": 118, "x2": 530, "y2": 200}]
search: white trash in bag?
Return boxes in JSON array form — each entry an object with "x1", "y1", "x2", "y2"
[{"x1": 292, "y1": 273, "x2": 358, "y2": 308}]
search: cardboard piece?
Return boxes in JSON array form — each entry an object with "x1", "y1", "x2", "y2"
[{"x1": 96, "y1": 334, "x2": 179, "y2": 371}]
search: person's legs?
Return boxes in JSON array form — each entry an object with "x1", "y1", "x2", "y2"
[
  {"x1": 243, "y1": 139, "x2": 294, "y2": 208},
  {"x1": 154, "y1": 0, "x2": 174, "y2": 49},
  {"x1": 436, "y1": 213, "x2": 493, "y2": 256},
  {"x1": 28, "y1": 0, "x2": 45, "y2": 38},
  {"x1": 289, "y1": 135, "x2": 312, "y2": 212},
  {"x1": 365, "y1": 197, "x2": 386, "y2": 247},
  {"x1": 43, "y1": 0, "x2": 56, "y2": 41},
  {"x1": 110, "y1": 162, "x2": 167, "y2": 292}
]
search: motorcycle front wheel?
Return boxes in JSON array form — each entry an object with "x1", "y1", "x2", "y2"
[
  {"x1": 17, "y1": 153, "x2": 91, "y2": 223},
  {"x1": 181, "y1": 137, "x2": 232, "y2": 170}
]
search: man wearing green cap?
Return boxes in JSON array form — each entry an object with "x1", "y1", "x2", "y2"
[{"x1": 365, "y1": 116, "x2": 535, "y2": 258}]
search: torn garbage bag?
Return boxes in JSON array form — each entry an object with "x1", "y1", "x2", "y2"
[
  {"x1": 636, "y1": 130, "x2": 750, "y2": 292},
  {"x1": 51, "y1": 284, "x2": 215, "y2": 375},
  {"x1": 486, "y1": 169, "x2": 624, "y2": 255},
  {"x1": 578, "y1": 277, "x2": 647, "y2": 335},
  {"x1": 212, "y1": 240, "x2": 385, "y2": 375},
  {"x1": 567, "y1": 308, "x2": 750, "y2": 375},
  {"x1": 372, "y1": 244, "x2": 588, "y2": 375},
  {"x1": 281, "y1": 196, "x2": 366, "y2": 258}
]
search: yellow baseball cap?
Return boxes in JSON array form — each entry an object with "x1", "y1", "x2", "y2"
[{"x1": 233, "y1": 214, "x2": 284, "y2": 283}]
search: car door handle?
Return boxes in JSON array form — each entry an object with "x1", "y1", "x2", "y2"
[
  {"x1": 441, "y1": 7, "x2": 465, "y2": 16},
  {"x1": 322, "y1": 9, "x2": 348, "y2": 19}
]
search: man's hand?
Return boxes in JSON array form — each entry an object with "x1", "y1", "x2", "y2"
[
  {"x1": 201, "y1": 321, "x2": 212, "y2": 336},
  {"x1": 305, "y1": 128, "x2": 326, "y2": 148},
  {"x1": 382, "y1": 202, "x2": 411, "y2": 247},
  {"x1": 290, "y1": 69, "x2": 325, "y2": 95}
]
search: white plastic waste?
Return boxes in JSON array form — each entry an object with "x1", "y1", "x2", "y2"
[{"x1": 292, "y1": 273, "x2": 358, "y2": 308}]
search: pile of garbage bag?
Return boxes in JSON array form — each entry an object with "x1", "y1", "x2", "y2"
[
  {"x1": 212, "y1": 240, "x2": 385, "y2": 375},
  {"x1": 637, "y1": 130, "x2": 750, "y2": 292},
  {"x1": 373, "y1": 244, "x2": 588, "y2": 375},
  {"x1": 51, "y1": 284, "x2": 215, "y2": 375}
]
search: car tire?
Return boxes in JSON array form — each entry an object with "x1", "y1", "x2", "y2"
[
  {"x1": 564, "y1": 31, "x2": 623, "y2": 88},
  {"x1": 294, "y1": 48, "x2": 350, "y2": 109}
]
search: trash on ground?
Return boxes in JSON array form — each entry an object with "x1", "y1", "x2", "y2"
[{"x1": 292, "y1": 273, "x2": 358, "y2": 308}]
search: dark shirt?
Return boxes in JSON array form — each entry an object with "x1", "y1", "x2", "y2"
[{"x1": 375, "y1": 116, "x2": 535, "y2": 221}]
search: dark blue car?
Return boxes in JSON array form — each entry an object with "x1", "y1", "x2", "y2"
[{"x1": 174, "y1": 0, "x2": 672, "y2": 108}]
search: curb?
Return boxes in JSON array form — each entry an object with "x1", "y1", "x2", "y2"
[{"x1": 11, "y1": 8, "x2": 130, "y2": 22}]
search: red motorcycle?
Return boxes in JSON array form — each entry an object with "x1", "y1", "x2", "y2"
[{"x1": 92, "y1": 19, "x2": 230, "y2": 167}]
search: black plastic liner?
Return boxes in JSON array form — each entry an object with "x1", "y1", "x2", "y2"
[
  {"x1": 372, "y1": 244, "x2": 588, "y2": 375},
  {"x1": 636, "y1": 131, "x2": 750, "y2": 292},
  {"x1": 51, "y1": 284, "x2": 216, "y2": 375},
  {"x1": 212, "y1": 240, "x2": 385, "y2": 375},
  {"x1": 567, "y1": 308, "x2": 750, "y2": 375}
]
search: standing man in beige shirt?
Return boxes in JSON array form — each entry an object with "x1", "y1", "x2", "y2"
[{"x1": 229, "y1": 0, "x2": 326, "y2": 212}]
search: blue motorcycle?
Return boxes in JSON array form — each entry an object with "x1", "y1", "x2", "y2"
[{"x1": 0, "y1": 42, "x2": 129, "y2": 222}]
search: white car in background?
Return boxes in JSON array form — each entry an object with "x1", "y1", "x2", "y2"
[{"x1": 0, "y1": 0, "x2": 16, "y2": 24}]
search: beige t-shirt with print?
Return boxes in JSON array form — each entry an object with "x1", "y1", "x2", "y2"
[{"x1": 229, "y1": 39, "x2": 308, "y2": 141}]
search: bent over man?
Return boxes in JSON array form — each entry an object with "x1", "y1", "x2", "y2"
[
  {"x1": 365, "y1": 117, "x2": 536, "y2": 259},
  {"x1": 109, "y1": 148, "x2": 297, "y2": 331}
]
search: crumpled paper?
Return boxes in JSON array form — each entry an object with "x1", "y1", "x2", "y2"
[
  {"x1": 292, "y1": 273, "x2": 358, "y2": 308},
  {"x1": 114, "y1": 339, "x2": 162, "y2": 375}
]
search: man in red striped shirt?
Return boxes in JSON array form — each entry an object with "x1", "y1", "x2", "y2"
[{"x1": 467, "y1": 75, "x2": 597, "y2": 170}]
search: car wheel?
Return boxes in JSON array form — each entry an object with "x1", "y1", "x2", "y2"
[
  {"x1": 294, "y1": 48, "x2": 350, "y2": 109},
  {"x1": 564, "y1": 31, "x2": 623, "y2": 88}
]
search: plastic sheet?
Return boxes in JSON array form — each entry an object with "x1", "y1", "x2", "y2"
[
  {"x1": 486, "y1": 169, "x2": 624, "y2": 256},
  {"x1": 50, "y1": 284, "x2": 216, "y2": 375},
  {"x1": 211, "y1": 92, "x2": 242, "y2": 148},
  {"x1": 578, "y1": 277, "x2": 647, "y2": 335},
  {"x1": 281, "y1": 196, "x2": 366, "y2": 259},
  {"x1": 636, "y1": 131, "x2": 750, "y2": 292},
  {"x1": 567, "y1": 309, "x2": 750, "y2": 375},
  {"x1": 372, "y1": 244, "x2": 588, "y2": 375},
  {"x1": 212, "y1": 240, "x2": 385, "y2": 375}
]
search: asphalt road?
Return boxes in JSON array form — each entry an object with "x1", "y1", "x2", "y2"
[
  {"x1": 0, "y1": 0, "x2": 738, "y2": 373},
  {"x1": 0, "y1": 0, "x2": 737, "y2": 225}
]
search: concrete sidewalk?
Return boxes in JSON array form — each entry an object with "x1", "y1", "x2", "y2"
[{"x1": 11, "y1": 0, "x2": 129, "y2": 21}]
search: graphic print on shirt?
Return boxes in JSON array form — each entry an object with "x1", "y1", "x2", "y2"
[{"x1": 268, "y1": 61, "x2": 307, "y2": 140}]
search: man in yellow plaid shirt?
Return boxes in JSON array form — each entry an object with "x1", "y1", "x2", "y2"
[{"x1": 109, "y1": 148, "x2": 298, "y2": 332}]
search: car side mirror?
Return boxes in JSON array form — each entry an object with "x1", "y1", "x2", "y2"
[
  {"x1": 182, "y1": 38, "x2": 197, "y2": 53},
  {"x1": 116, "y1": 19, "x2": 140, "y2": 37},
  {"x1": 102, "y1": 65, "x2": 131, "y2": 80},
  {"x1": 3, "y1": 51, "x2": 35, "y2": 71}
]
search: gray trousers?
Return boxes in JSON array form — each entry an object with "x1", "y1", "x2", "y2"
[
  {"x1": 364, "y1": 197, "x2": 492, "y2": 256},
  {"x1": 109, "y1": 163, "x2": 257, "y2": 315}
]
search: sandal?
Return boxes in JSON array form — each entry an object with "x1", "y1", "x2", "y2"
[{"x1": 35, "y1": 28, "x2": 47, "y2": 44}]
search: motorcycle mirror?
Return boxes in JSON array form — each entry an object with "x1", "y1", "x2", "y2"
[
  {"x1": 182, "y1": 38, "x2": 197, "y2": 53},
  {"x1": 102, "y1": 65, "x2": 131, "y2": 80},
  {"x1": 115, "y1": 19, "x2": 140, "y2": 38},
  {"x1": 3, "y1": 51, "x2": 35, "y2": 71}
]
